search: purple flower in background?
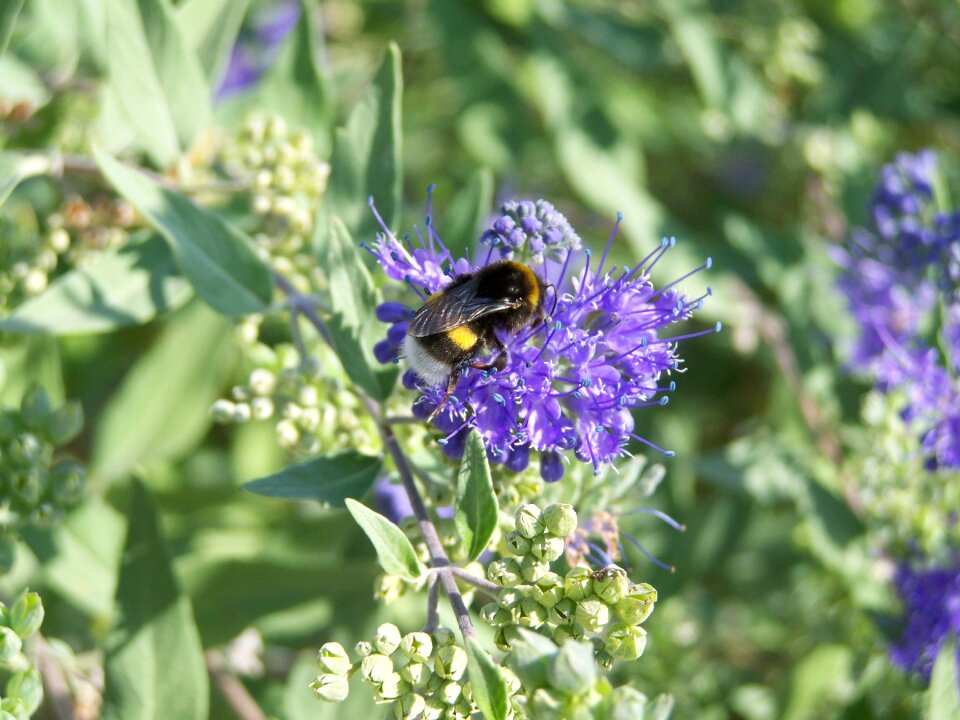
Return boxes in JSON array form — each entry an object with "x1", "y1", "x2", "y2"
[
  {"x1": 366, "y1": 190, "x2": 716, "y2": 482},
  {"x1": 374, "y1": 476, "x2": 413, "y2": 523},
  {"x1": 890, "y1": 560, "x2": 960, "y2": 683},
  {"x1": 835, "y1": 150, "x2": 960, "y2": 468},
  {"x1": 217, "y1": 0, "x2": 301, "y2": 101}
]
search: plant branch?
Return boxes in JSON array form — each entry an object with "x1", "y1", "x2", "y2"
[
  {"x1": 424, "y1": 575, "x2": 440, "y2": 633},
  {"x1": 275, "y1": 273, "x2": 477, "y2": 641},
  {"x1": 205, "y1": 650, "x2": 268, "y2": 720},
  {"x1": 432, "y1": 566, "x2": 501, "y2": 597},
  {"x1": 47, "y1": 153, "x2": 250, "y2": 193}
]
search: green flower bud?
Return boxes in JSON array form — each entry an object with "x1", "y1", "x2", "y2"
[
  {"x1": 488, "y1": 558, "x2": 523, "y2": 587},
  {"x1": 398, "y1": 631, "x2": 433, "y2": 663},
  {"x1": 563, "y1": 566, "x2": 594, "y2": 601},
  {"x1": 0, "y1": 627, "x2": 22, "y2": 664},
  {"x1": 480, "y1": 602, "x2": 502, "y2": 627},
  {"x1": 49, "y1": 460, "x2": 85, "y2": 506},
  {"x1": 593, "y1": 567, "x2": 629, "y2": 605},
  {"x1": 548, "y1": 598, "x2": 577, "y2": 627},
  {"x1": 542, "y1": 503, "x2": 578, "y2": 537},
  {"x1": 375, "y1": 623, "x2": 402, "y2": 655},
  {"x1": 19, "y1": 386, "x2": 50, "y2": 430},
  {"x1": 355, "y1": 640, "x2": 373, "y2": 657},
  {"x1": 210, "y1": 399, "x2": 236, "y2": 423},
  {"x1": 316, "y1": 642, "x2": 352, "y2": 675},
  {"x1": 595, "y1": 649, "x2": 614, "y2": 671},
  {"x1": 6, "y1": 667, "x2": 42, "y2": 715},
  {"x1": 440, "y1": 680, "x2": 462, "y2": 705},
  {"x1": 515, "y1": 504, "x2": 544, "y2": 539},
  {"x1": 530, "y1": 534, "x2": 565, "y2": 562},
  {"x1": 311, "y1": 673, "x2": 349, "y2": 702},
  {"x1": 375, "y1": 672, "x2": 405, "y2": 700},
  {"x1": 552, "y1": 624, "x2": 576, "y2": 645},
  {"x1": 520, "y1": 555, "x2": 549, "y2": 583},
  {"x1": 393, "y1": 693, "x2": 426, "y2": 720},
  {"x1": 504, "y1": 530, "x2": 532, "y2": 556},
  {"x1": 531, "y1": 688, "x2": 564, "y2": 716},
  {"x1": 433, "y1": 627, "x2": 456, "y2": 647},
  {"x1": 434, "y1": 645, "x2": 468, "y2": 681},
  {"x1": 46, "y1": 402, "x2": 83, "y2": 445},
  {"x1": 609, "y1": 686, "x2": 650, "y2": 719},
  {"x1": 375, "y1": 574, "x2": 406, "y2": 603},
  {"x1": 10, "y1": 434, "x2": 43, "y2": 466},
  {"x1": 575, "y1": 599, "x2": 610, "y2": 633},
  {"x1": 501, "y1": 666, "x2": 522, "y2": 696},
  {"x1": 605, "y1": 623, "x2": 647, "y2": 661},
  {"x1": 614, "y1": 583, "x2": 657, "y2": 625},
  {"x1": 530, "y1": 582, "x2": 564, "y2": 610},
  {"x1": 360, "y1": 653, "x2": 393, "y2": 684},
  {"x1": 9, "y1": 593, "x2": 43, "y2": 639},
  {"x1": 423, "y1": 697, "x2": 446, "y2": 720},
  {"x1": 517, "y1": 597, "x2": 547, "y2": 628},
  {"x1": 493, "y1": 627, "x2": 512, "y2": 652},
  {"x1": 399, "y1": 661, "x2": 429, "y2": 689}
]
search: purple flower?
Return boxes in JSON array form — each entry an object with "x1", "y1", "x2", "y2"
[
  {"x1": 365, "y1": 190, "x2": 716, "y2": 482},
  {"x1": 374, "y1": 476, "x2": 413, "y2": 524},
  {"x1": 216, "y1": 0, "x2": 301, "y2": 101},
  {"x1": 890, "y1": 559, "x2": 960, "y2": 683},
  {"x1": 835, "y1": 150, "x2": 960, "y2": 469}
]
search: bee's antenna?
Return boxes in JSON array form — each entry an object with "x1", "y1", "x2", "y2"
[{"x1": 546, "y1": 283, "x2": 559, "y2": 316}]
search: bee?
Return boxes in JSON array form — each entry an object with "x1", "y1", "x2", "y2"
[{"x1": 403, "y1": 260, "x2": 546, "y2": 417}]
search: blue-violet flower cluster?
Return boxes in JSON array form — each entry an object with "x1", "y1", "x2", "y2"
[
  {"x1": 367, "y1": 192, "x2": 716, "y2": 482},
  {"x1": 834, "y1": 150, "x2": 960, "y2": 469},
  {"x1": 889, "y1": 559, "x2": 960, "y2": 682}
]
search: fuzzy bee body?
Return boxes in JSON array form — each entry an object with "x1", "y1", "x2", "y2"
[{"x1": 404, "y1": 261, "x2": 546, "y2": 409}]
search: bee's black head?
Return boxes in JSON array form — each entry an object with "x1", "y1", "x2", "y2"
[{"x1": 478, "y1": 261, "x2": 545, "y2": 332}]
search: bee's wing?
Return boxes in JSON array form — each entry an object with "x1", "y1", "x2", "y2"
[{"x1": 408, "y1": 277, "x2": 519, "y2": 337}]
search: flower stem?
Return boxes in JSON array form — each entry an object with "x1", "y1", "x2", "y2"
[{"x1": 275, "y1": 272, "x2": 478, "y2": 640}]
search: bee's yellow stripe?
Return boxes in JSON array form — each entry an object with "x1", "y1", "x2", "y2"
[
  {"x1": 517, "y1": 263, "x2": 540, "y2": 307},
  {"x1": 447, "y1": 325, "x2": 479, "y2": 350}
]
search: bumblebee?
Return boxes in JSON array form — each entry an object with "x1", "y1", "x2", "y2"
[{"x1": 403, "y1": 260, "x2": 546, "y2": 414}]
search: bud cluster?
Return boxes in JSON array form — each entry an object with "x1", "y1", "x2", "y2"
[
  {"x1": 482, "y1": 503, "x2": 657, "y2": 668},
  {"x1": 312, "y1": 625, "x2": 522, "y2": 719},
  {"x1": 849, "y1": 391, "x2": 960, "y2": 556},
  {"x1": 507, "y1": 636, "x2": 674, "y2": 720},
  {"x1": 0, "y1": 386, "x2": 85, "y2": 538},
  {"x1": 211, "y1": 332, "x2": 377, "y2": 457},
  {"x1": 0, "y1": 219, "x2": 68, "y2": 313},
  {"x1": 220, "y1": 115, "x2": 330, "y2": 290},
  {"x1": 47, "y1": 195, "x2": 137, "y2": 265},
  {"x1": 0, "y1": 592, "x2": 45, "y2": 719}
]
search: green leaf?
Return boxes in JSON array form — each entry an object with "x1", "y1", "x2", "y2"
[
  {"x1": 0, "y1": 0, "x2": 26, "y2": 57},
  {"x1": 548, "y1": 640, "x2": 597, "y2": 695},
  {"x1": 344, "y1": 498, "x2": 424, "y2": 582},
  {"x1": 0, "y1": 336, "x2": 64, "y2": 406},
  {"x1": 91, "y1": 301, "x2": 235, "y2": 483},
  {"x1": 0, "y1": 152, "x2": 51, "y2": 207},
  {"x1": 21, "y1": 497, "x2": 125, "y2": 618},
  {"x1": 440, "y1": 167, "x2": 495, "y2": 259},
  {"x1": 103, "y1": 0, "x2": 210, "y2": 166},
  {"x1": 326, "y1": 41, "x2": 402, "y2": 243},
  {"x1": 217, "y1": 0, "x2": 331, "y2": 154},
  {"x1": 928, "y1": 637, "x2": 960, "y2": 720},
  {"x1": 323, "y1": 216, "x2": 398, "y2": 400},
  {"x1": 94, "y1": 149, "x2": 273, "y2": 316},
  {"x1": 177, "y1": 0, "x2": 251, "y2": 89},
  {"x1": 243, "y1": 451, "x2": 383, "y2": 508},
  {"x1": 781, "y1": 644, "x2": 854, "y2": 720},
  {"x1": 102, "y1": 481, "x2": 208, "y2": 720},
  {"x1": 454, "y1": 430, "x2": 498, "y2": 563},
  {"x1": 0, "y1": 234, "x2": 193, "y2": 334},
  {"x1": 466, "y1": 637, "x2": 510, "y2": 720}
]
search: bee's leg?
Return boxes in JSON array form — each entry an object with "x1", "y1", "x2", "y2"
[
  {"x1": 427, "y1": 371, "x2": 461, "y2": 422},
  {"x1": 469, "y1": 337, "x2": 508, "y2": 372}
]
